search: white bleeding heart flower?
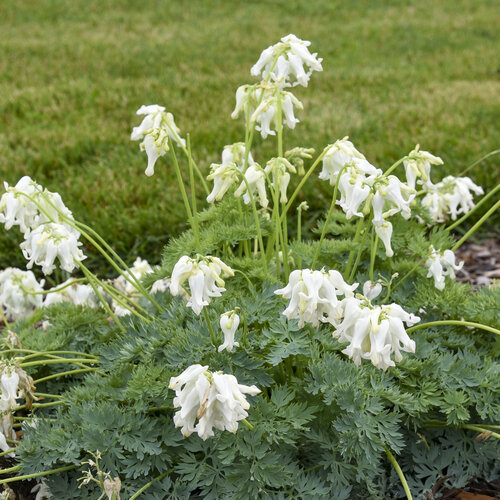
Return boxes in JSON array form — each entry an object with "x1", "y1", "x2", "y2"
[
  {"x1": 275, "y1": 268, "x2": 358, "y2": 328},
  {"x1": 131, "y1": 105, "x2": 186, "y2": 176},
  {"x1": 334, "y1": 296, "x2": 419, "y2": 371},
  {"x1": 0, "y1": 268, "x2": 45, "y2": 321},
  {"x1": 251, "y1": 34, "x2": 322, "y2": 88},
  {"x1": 234, "y1": 164, "x2": 269, "y2": 209},
  {"x1": 403, "y1": 145, "x2": 443, "y2": 190},
  {"x1": 425, "y1": 246, "x2": 464, "y2": 291},
  {"x1": 169, "y1": 255, "x2": 234, "y2": 315},
  {"x1": 218, "y1": 311, "x2": 240, "y2": 353},
  {"x1": 20, "y1": 222, "x2": 86, "y2": 275},
  {"x1": 169, "y1": 365, "x2": 260, "y2": 440}
]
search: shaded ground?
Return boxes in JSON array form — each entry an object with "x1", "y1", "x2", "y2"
[{"x1": 456, "y1": 237, "x2": 500, "y2": 287}]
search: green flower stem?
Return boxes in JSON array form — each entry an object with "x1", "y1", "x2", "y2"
[
  {"x1": 241, "y1": 418, "x2": 254, "y2": 430},
  {"x1": 72, "y1": 220, "x2": 162, "y2": 312},
  {"x1": 236, "y1": 172, "x2": 268, "y2": 274},
  {"x1": 446, "y1": 184, "x2": 500, "y2": 232},
  {"x1": 31, "y1": 190, "x2": 160, "y2": 311},
  {"x1": 0, "y1": 464, "x2": 78, "y2": 485},
  {"x1": 276, "y1": 90, "x2": 284, "y2": 158},
  {"x1": 15, "y1": 400, "x2": 66, "y2": 412},
  {"x1": 296, "y1": 206, "x2": 304, "y2": 268},
  {"x1": 20, "y1": 278, "x2": 87, "y2": 295},
  {"x1": 147, "y1": 405, "x2": 173, "y2": 412},
  {"x1": 20, "y1": 358, "x2": 99, "y2": 369},
  {"x1": 178, "y1": 143, "x2": 209, "y2": 195},
  {"x1": 236, "y1": 307, "x2": 248, "y2": 348},
  {"x1": 369, "y1": 231, "x2": 378, "y2": 282},
  {"x1": 34, "y1": 367, "x2": 100, "y2": 384},
  {"x1": 463, "y1": 425, "x2": 500, "y2": 440},
  {"x1": 344, "y1": 217, "x2": 365, "y2": 279},
  {"x1": 282, "y1": 210, "x2": 290, "y2": 277},
  {"x1": 382, "y1": 156, "x2": 409, "y2": 178},
  {"x1": 280, "y1": 145, "x2": 333, "y2": 224},
  {"x1": 0, "y1": 466, "x2": 20, "y2": 475},
  {"x1": 265, "y1": 169, "x2": 283, "y2": 277},
  {"x1": 233, "y1": 269, "x2": 255, "y2": 296},
  {"x1": 311, "y1": 164, "x2": 349, "y2": 269},
  {"x1": 384, "y1": 445, "x2": 413, "y2": 500},
  {"x1": 423, "y1": 420, "x2": 500, "y2": 440},
  {"x1": 21, "y1": 353, "x2": 94, "y2": 371},
  {"x1": 452, "y1": 198, "x2": 500, "y2": 251},
  {"x1": 77, "y1": 263, "x2": 124, "y2": 331},
  {"x1": 7, "y1": 349, "x2": 97, "y2": 360},
  {"x1": 0, "y1": 308, "x2": 10, "y2": 330},
  {"x1": 388, "y1": 259, "x2": 424, "y2": 298},
  {"x1": 458, "y1": 149, "x2": 500, "y2": 177},
  {"x1": 203, "y1": 308, "x2": 218, "y2": 348},
  {"x1": 89, "y1": 271, "x2": 153, "y2": 322},
  {"x1": 348, "y1": 220, "x2": 371, "y2": 283},
  {"x1": 406, "y1": 320, "x2": 500, "y2": 337},
  {"x1": 0, "y1": 449, "x2": 15, "y2": 458},
  {"x1": 236, "y1": 199, "x2": 250, "y2": 258},
  {"x1": 34, "y1": 392, "x2": 64, "y2": 399},
  {"x1": 169, "y1": 138, "x2": 199, "y2": 251},
  {"x1": 187, "y1": 134, "x2": 201, "y2": 252},
  {"x1": 129, "y1": 470, "x2": 172, "y2": 500}
]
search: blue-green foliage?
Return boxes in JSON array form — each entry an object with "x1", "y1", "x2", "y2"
[{"x1": 10, "y1": 203, "x2": 500, "y2": 499}]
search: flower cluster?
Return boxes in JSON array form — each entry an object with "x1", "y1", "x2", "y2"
[
  {"x1": 232, "y1": 34, "x2": 321, "y2": 139},
  {"x1": 319, "y1": 137, "x2": 416, "y2": 257},
  {"x1": 234, "y1": 163, "x2": 269, "y2": 209},
  {"x1": 206, "y1": 143, "x2": 253, "y2": 203},
  {"x1": 251, "y1": 33, "x2": 323, "y2": 88},
  {"x1": 232, "y1": 85, "x2": 303, "y2": 139},
  {"x1": 0, "y1": 177, "x2": 86, "y2": 276},
  {"x1": 274, "y1": 268, "x2": 358, "y2": 327},
  {"x1": 131, "y1": 104, "x2": 186, "y2": 176},
  {"x1": 334, "y1": 294, "x2": 419, "y2": 371},
  {"x1": 169, "y1": 364, "x2": 260, "y2": 440},
  {"x1": 425, "y1": 246, "x2": 464, "y2": 290},
  {"x1": 21, "y1": 222, "x2": 86, "y2": 275},
  {"x1": 43, "y1": 278, "x2": 98, "y2": 309},
  {"x1": 421, "y1": 175, "x2": 484, "y2": 223},
  {"x1": 265, "y1": 157, "x2": 297, "y2": 203},
  {"x1": 403, "y1": 145, "x2": 443, "y2": 190},
  {"x1": 0, "y1": 268, "x2": 45, "y2": 321},
  {"x1": 170, "y1": 255, "x2": 234, "y2": 315}
]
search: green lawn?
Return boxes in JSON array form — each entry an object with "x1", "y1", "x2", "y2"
[{"x1": 1, "y1": 0, "x2": 499, "y2": 274}]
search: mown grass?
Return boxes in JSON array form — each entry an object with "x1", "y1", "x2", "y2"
[{"x1": 1, "y1": 0, "x2": 499, "y2": 274}]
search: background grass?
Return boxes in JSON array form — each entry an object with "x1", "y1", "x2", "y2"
[{"x1": 1, "y1": 0, "x2": 499, "y2": 275}]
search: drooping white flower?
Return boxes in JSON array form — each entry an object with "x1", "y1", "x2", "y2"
[
  {"x1": 0, "y1": 268, "x2": 45, "y2": 321},
  {"x1": 403, "y1": 145, "x2": 443, "y2": 189},
  {"x1": 0, "y1": 429, "x2": 14, "y2": 457},
  {"x1": 31, "y1": 480, "x2": 53, "y2": 500},
  {"x1": 336, "y1": 165, "x2": 377, "y2": 219},
  {"x1": 169, "y1": 365, "x2": 260, "y2": 440},
  {"x1": 113, "y1": 257, "x2": 154, "y2": 297},
  {"x1": 334, "y1": 296, "x2": 419, "y2": 370},
  {"x1": 264, "y1": 157, "x2": 297, "y2": 203},
  {"x1": 251, "y1": 34, "x2": 323, "y2": 87},
  {"x1": 20, "y1": 222, "x2": 86, "y2": 275},
  {"x1": 169, "y1": 255, "x2": 234, "y2": 315},
  {"x1": 219, "y1": 311, "x2": 240, "y2": 353},
  {"x1": 363, "y1": 280, "x2": 382, "y2": 301},
  {"x1": 207, "y1": 143, "x2": 255, "y2": 203},
  {"x1": 43, "y1": 278, "x2": 98, "y2": 308},
  {"x1": 275, "y1": 269, "x2": 358, "y2": 328},
  {"x1": 421, "y1": 176, "x2": 484, "y2": 223},
  {"x1": 319, "y1": 137, "x2": 379, "y2": 185},
  {"x1": 425, "y1": 246, "x2": 464, "y2": 291},
  {"x1": 372, "y1": 219, "x2": 394, "y2": 258},
  {"x1": 151, "y1": 277, "x2": 170, "y2": 294},
  {"x1": 232, "y1": 85, "x2": 303, "y2": 139},
  {"x1": 234, "y1": 164, "x2": 269, "y2": 209},
  {"x1": 131, "y1": 105, "x2": 186, "y2": 176},
  {"x1": 0, "y1": 369, "x2": 20, "y2": 411},
  {"x1": 0, "y1": 177, "x2": 78, "y2": 237}
]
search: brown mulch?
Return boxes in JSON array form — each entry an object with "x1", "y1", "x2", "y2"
[
  {"x1": 455, "y1": 238, "x2": 500, "y2": 287},
  {"x1": 428, "y1": 476, "x2": 500, "y2": 500}
]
